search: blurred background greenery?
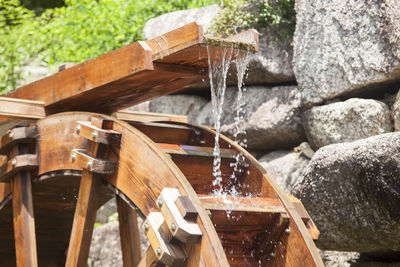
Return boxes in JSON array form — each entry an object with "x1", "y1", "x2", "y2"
[{"x1": 0, "y1": 0, "x2": 294, "y2": 94}]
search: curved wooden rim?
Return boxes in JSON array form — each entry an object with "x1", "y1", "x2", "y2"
[{"x1": 35, "y1": 112, "x2": 230, "y2": 266}]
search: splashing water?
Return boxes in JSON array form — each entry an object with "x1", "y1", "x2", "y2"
[
  {"x1": 228, "y1": 50, "x2": 252, "y2": 196},
  {"x1": 207, "y1": 45, "x2": 234, "y2": 196}
]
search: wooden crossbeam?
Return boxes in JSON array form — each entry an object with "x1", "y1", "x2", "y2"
[
  {"x1": 113, "y1": 110, "x2": 188, "y2": 123},
  {"x1": 0, "y1": 97, "x2": 45, "y2": 120}
]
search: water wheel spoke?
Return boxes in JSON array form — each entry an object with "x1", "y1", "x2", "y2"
[
  {"x1": 12, "y1": 171, "x2": 38, "y2": 267},
  {"x1": 65, "y1": 170, "x2": 101, "y2": 267},
  {"x1": 117, "y1": 196, "x2": 142, "y2": 267}
]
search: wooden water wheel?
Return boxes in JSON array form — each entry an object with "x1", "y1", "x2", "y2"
[{"x1": 0, "y1": 22, "x2": 324, "y2": 266}]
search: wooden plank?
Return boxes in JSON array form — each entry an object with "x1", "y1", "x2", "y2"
[
  {"x1": 117, "y1": 196, "x2": 142, "y2": 267},
  {"x1": 12, "y1": 169, "x2": 38, "y2": 266},
  {"x1": 65, "y1": 170, "x2": 101, "y2": 267},
  {"x1": 76, "y1": 121, "x2": 121, "y2": 147},
  {"x1": 199, "y1": 194, "x2": 286, "y2": 214},
  {"x1": 5, "y1": 23, "x2": 258, "y2": 114},
  {"x1": 0, "y1": 154, "x2": 39, "y2": 182},
  {"x1": 71, "y1": 149, "x2": 116, "y2": 174},
  {"x1": 159, "y1": 143, "x2": 237, "y2": 159},
  {"x1": 114, "y1": 110, "x2": 188, "y2": 123},
  {"x1": 137, "y1": 247, "x2": 165, "y2": 267},
  {"x1": 0, "y1": 97, "x2": 45, "y2": 120},
  {"x1": 6, "y1": 41, "x2": 154, "y2": 114},
  {"x1": 0, "y1": 126, "x2": 37, "y2": 155}
]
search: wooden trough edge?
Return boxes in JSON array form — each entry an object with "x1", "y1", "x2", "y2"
[{"x1": 3, "y1": 22, "x2": 259, "y2": 115}]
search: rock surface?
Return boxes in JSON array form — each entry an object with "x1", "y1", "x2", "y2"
[
  {"x1": 149, "y1": 94, "x2": 208, "y2": 123},
  {"x1": 293, "y1": 132, "x2": 400, "y2": 252},
  {"x1": 89, "y1": 219, "x2": 148, "y2": 267},
  {"x1": 95, "y1": 198, "x2": 117, "y2": 224},
  {"x1": 303, "y1": 98, "x2": 392, "y2": 149},
  {"x1": 392, "y1": 91, "x2": 400, "y2": 131},
  {"x1": 143, "y1": 5, "x2": 221, "y2": 39},
  {"x1": 195, "y1": 86, "x2": 306, "y2": 150},
  {"x1": 294, "y1": 0, "x2": 400, "y2": 105},
  {"x1": 259, "y1": 150, "x2": 309, "y2": 192},
  {"x1": 226, "y1": 27, "x2": 295, "y2": 86}
]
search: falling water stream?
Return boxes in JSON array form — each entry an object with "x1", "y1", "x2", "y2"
[{"x1": 206, "y1": 46, "x2": 252, "y2": 199}]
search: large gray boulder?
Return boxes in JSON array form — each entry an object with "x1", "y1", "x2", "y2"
[
  {"x1": 149, "y1": 94, "x2": 208, "y2": 124},
  {"x1": 259, "y1": 150, "x2": 309, "y2": 193},
  {"x1": 195, "y1": 86, "x2": 306, "y2": 150},
  {"x1": 303, "y1": 98, "x2": 393, "y2": 149},
  {"x1": 226, "y1": 27, "x2": 295, "y2": 85},
  {"x1": 143, "y1": 5, "x2": 221, "y2": 39},
  {"x1": 294, "y1": 0, "x2": 400, "y2": 105},
  {"x1": 293, "y1": 132, "x2": 400, "y2": 252}
]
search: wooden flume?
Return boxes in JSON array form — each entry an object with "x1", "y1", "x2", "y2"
[{"x1": 0, "y1": 22, "x2": 323, "y2": 266}]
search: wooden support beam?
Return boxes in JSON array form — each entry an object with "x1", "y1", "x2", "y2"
[
  {"x1": 66, "y1": 118, "x2": 116, "y2": 267},
  {"x1": 0, "y1": 97, "x2": 45, "y2": 120},
  {"x1": 117, "y1": 196, "x2": 142, "y2": 267},
  {"x1": 65, "y1": 170, "x2": 102, "y2": 267},
  {"x1": 10, "y1": 143, "x2": 38, "y2": 267},
  {"x1": 113, "y1": 110, "x2": 188, "y2": 123},
  {"x1": 12, "y1": 171, "x2": 38, "y2": 267}
]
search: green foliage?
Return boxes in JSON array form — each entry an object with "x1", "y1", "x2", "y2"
[
  {"x1": 209, "y1": 0, "x2": 295, "y2": 38},
  {"x1": 0, "y1": 0, "x2": 217, "y2": 94}
]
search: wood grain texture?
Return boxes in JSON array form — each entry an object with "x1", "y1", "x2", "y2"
[
  {"x1": 0, "y1": 126, "x2": 37, "y2": 155},
  {"x1": 114, "y1": 110, "x2": 188, "y2": 123},
  {"x1": 65, "y1": 170, "x2": 101, "y2": 267},
  {"x1": 12, "y1": 171, "x2": 38, "y2": 267},
  {"x1": 4, "y1": 23, "x2": 258, "y2": 115},
  {"x1": 0, "y1": 97, "x2": 45, "y2": 120},
  {"x1": 117, "y1": 196, "x2": 142, "y2": 267}
]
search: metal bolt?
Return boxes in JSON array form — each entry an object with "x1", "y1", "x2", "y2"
[
  {"x1": 11, "y1": 159, "x2": 17, "y2": 168},
  {"x1": 171, "y1": 222, "x2": 176, "y2": 232},
  {"x1": 92, "y1": 131, "x2": 97, "y2": 140},
  {"x1": 156, "y1": 247, "x2": 162, "y2": 257},
  {"x1": 285, "y1": 227, "x2": 291, "y2": 234},
  {"x1": 270, "y1": 252, "x2": 276, "y2": 258},
  {"x1": 157, "y1": 198, "x2": 163, "y2": 208},
  {"x1": 75, "y1": 125, "x2": 81, "y2": 134},
  {"x1": 8, "y1": 131, "x2": 14, "y2": 140},
  {"x1": 143, "y1": 222, "x2": 149, "y2": 232},
  {"x1": 70, "y1": 153, "x2": 76, "y2": 163},
  {"x1": 87, "y1": 160, "x2": 93, "y2": 169}
]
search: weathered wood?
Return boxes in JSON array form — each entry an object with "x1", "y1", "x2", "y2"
[
  {"x1": 71, "y1": 149, "x2": 116, "y2": 174},
  {"x1": 12, "y1": 171, "x2": 38, "y2": 267},
  {"x1": 159, "y1": 143, "x2": 237, "y2": 159},
  {"x1": 0, "y1": 97, "x2": 45, "y2": 120},
  {"x1": 143, "y1": 212, "x2": 185, "y2": 266},
  {"x1": 117, "y1": 196, "x2": 142, "y2": 267},
  {"x1": 175, "y1": 195, "x2": 198, "y2": 222},
  {"x1": 65, "y1": 170, "x2": 101, "y2": 267},
  {"x1": 0, "y1": 126, "x2": 37, "y2": 155},
  {"x1": 114, "y1": 110, "x2": 188, "y2": 123},
  {"x1": 5, "y1": 23, "x2": 258, "y2": 114},
  {"x1": 157, "y1": 188, "x2": 202, "y2": 243},
  {"x1": 199, "y1": 194, "x2": 286, "y2": 214},
  {"x1": 0, "y1": 154, "x2": 39, "y2": 182},
  {"x1": 137, "y1": 247, "x2": 165, "y2": 267},
  {"x1": 66, "y1": 119, "x2": 113, "y2": 267},
  {"x1": 26, "y1": 113, "x2": 322, "y2": 266},
  {"x1": 76, "y1": 120, "x2": 121, "y2": 147}
]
